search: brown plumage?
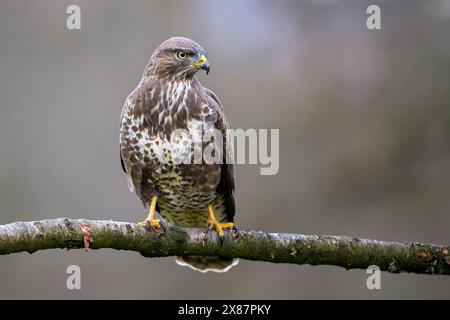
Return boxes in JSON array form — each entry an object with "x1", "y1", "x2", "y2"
[{"x1": 119, "y1": 37, "x2": 237, "y2": 272}]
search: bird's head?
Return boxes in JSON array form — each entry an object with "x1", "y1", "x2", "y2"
[{"x1": 147, "y1": 37, "x2": 210, "y2": 80}]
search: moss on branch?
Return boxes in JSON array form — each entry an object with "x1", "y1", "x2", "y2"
[{"x1": 0, "y1": 218, "x2": 449, "y2": 275}]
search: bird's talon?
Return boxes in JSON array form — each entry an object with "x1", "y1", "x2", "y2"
[
  {"x1": 159, "y1": 220, "x2": 167, "y2": 233},
  {"x1": 149, "y1": 219, "x2": 161, "y2": 228},
  {"x1": 138, "y1": 221, "x2": 147, "y2": 228},
  {"x1": 231, "y1": 226, "x2": 239, "y2": 238},
  {"x1": 139, "y1": 218, "x2": 163, "y2": 234},
  {"x1": 221, "y1": 222, "x2": 234, "y2": 229},
  {"x1": 138, "y1": 195, "x2": 164, "y2": 235},
  {"x1": 207, "y1": 206, "x2": 237, "y2": 243}
]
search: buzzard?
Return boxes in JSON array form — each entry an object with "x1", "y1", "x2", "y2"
[{"x1": 120, "y1": 37, "x2": 238, "y2": 272}]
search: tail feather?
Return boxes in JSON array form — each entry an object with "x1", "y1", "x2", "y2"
[{"x1": 175, "y1": 256, "x2": 239, "y2": 273}]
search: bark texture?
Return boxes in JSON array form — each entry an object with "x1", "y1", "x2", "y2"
[{"x1": 0, "y1": 218, "x2": 449, "y2": 275}]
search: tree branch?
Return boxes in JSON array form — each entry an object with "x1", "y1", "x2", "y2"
[{"x1": 0, "y1": 218, "x2": 449, "y2": 275}]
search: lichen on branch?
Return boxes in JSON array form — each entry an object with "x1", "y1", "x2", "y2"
[{"x1": 0, "y1": 218, "x2": 449, "y2": 275}]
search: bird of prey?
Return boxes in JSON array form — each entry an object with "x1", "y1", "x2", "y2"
[{"x1": 119, "y1": 37, "x2": 238, "y2": 272}]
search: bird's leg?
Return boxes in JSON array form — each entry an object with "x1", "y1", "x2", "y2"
[
  {"x1": 207, "y1": 205, "x2": 234, "y2": 242},
  {"x1": 138, "y1": 196, "x2": 161, "y2": 232}
]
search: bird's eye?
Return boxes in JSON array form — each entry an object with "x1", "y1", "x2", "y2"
[{"x1": 177, "y1": 51, "x2": 187, "y2": 59}]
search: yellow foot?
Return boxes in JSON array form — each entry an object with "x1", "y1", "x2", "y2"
[
  {"x1": 139, "y1": 195, "x2": 163, "y2": 233},
  {"x1": 207, "y1": 206, "x2": 236, "y2": 241},
  {"x1": 138, "y1": 218, "x2": 161, "y2": 229}
]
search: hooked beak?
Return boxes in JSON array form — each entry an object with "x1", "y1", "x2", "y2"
[{"x1": 191, "y1": 54, "x2": 210, "y2": 74}]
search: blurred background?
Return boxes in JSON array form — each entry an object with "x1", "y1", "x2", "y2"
[{"x1": 0, "y1": 0, "x2": 449, "y2": 299}]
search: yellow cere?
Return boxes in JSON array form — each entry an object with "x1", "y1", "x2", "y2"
[{"x1": 191, "y1": 54, "x2": 208, "y2": 68}]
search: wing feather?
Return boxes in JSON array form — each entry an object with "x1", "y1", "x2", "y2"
[{"x1": 205, "y1": 88, "x2": 236, "y2": 222}]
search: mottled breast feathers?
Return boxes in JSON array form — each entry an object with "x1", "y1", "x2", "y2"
[{"x1": 119, "y1": 66, "x2": 235, "y2": 228}]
